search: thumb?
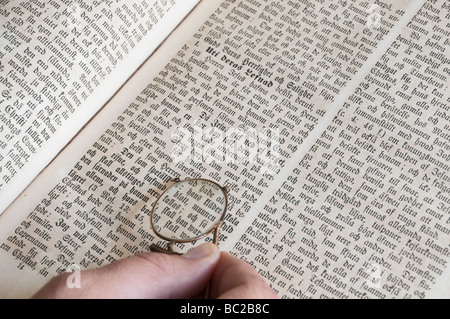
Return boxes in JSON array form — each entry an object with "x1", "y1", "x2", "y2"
[{"x1": 33, "y1": 243, "x2": 220, "y2": 299}]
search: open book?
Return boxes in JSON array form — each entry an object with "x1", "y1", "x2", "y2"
[{"x1": 1, "y1": 0, "x2": 449, "y2": 298}]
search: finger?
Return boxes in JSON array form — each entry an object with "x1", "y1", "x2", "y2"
[
  {"x1": 33, "y1": 243, "x2": 220, "y2": 299},
  {"x1": 211, "y1": 252, "x2": 278, "y2": 299}
]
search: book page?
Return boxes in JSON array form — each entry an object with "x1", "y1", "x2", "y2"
[
  {"x1": 1, "y1": 0, "x2": 449, "y2": 299},
  {"x1": 245, "y1": 0, "x2": 450, "y2": 298},
  {"x1": 0, "y1": 0, "x2": 222, "y2": 298},
  {"x1": 0, "y1": 0, "x2": 201, "y2": 215}
]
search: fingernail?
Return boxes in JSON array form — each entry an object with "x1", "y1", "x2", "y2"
[{"x1": 183, "y1": 243, "x2": 216, "y2": 259}]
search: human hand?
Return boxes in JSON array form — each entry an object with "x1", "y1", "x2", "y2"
[{"x1": 32, "y1": 243, "x2": 278, "y2": 299}]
